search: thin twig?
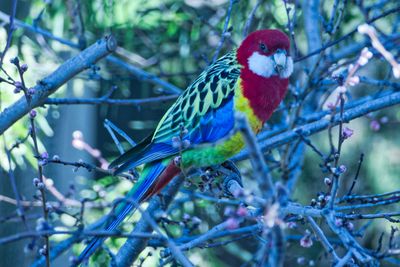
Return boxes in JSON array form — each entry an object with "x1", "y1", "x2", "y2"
[
  {"x1": 0, "y1": 0, "x2": 18, "y2": 66},
  {"x1": 307, "y1": 216, "x2": 340, "y2": 262},
  {"x1": 211, "y1": 0, "x2": 235, "y2": 63},
  {"x1": 29, "y1": 115, "x2": 50, "y2": 267},
  {"x1": 242, "y1": 0, "x2": 262, "y2": 38}
]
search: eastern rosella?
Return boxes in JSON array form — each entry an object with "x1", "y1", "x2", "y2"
[{"x1": 77, "y1": 29, "x2": 293, "y2": 264}]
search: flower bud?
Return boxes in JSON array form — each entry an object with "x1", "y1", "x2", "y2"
[
  {"x1": 370, "y1": 120, "x2": 380, "y2": 131},
  {"x1": 335, "y1": 218, "x2": 343, "y2": 227},
  {"x1": 46, "y1": 203, "x2": 53, "y2": 212},
  {"x1": 300, "y1": 233, "x2": 313, "y2": 248},
  {"x1": 380, "y1": 116, "x2": 389, "y2": 124},
  {"x1": 182, "y1": 139, "x2": 191, "y2": 149},
  {"x1": 226, "y1": 217, "x2": 239, "y2": 230},
  {"x1": 324, "y1": 177, "x2": 332, "y2": 186},
  {"x1": 342, "y1": 127, "x2": 354, "y2": 139},
  {"x1": 28, "y1": 88, "x2": 35, "y2": 95},
  {"x1": 236, "y1": 206, "x2": 248, "y2": 217},
  {"x1": 29, "y1": 109, "x2": 37, "y2": 119},
  {"x1": 345, "y1": 221, "x2": 354, "y2": 231},
  {"x1": 183, "y1": 213, "x2": 191, "y2": 221},
  {"x1": 37, "y1": 182, "x2": 45, "y2": 190},
  {"x1": 338, "y1": 165, "x2": 347, "y2": 173},
  {"x1": 171, "y1": 136, "x2": 181, "y2": 148},
  {"x1": 14, "y1": 81, "x2": 22, "y2": 89},
  {"x1": 224, "y1": 206, "x2": 234, "y2": 216},
  {"x1": 20, "y1": 63, "x2": 28, "y2": 73},
  {"x1": 33, "y1": 177, "x2": 40, "y2": 187},
  {"x1": 324, "y1": 195, "x2": 331, "y2": 202}
]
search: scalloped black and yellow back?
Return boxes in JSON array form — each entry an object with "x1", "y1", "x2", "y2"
[{"x1": 153, "y1": 50, "x2": 241, "y2": 143}]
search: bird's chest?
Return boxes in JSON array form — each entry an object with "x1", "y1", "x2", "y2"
[
  {"x1": 239, "y1": 71, "x2": 288, "y2": 123},
  {"x1": 233, "y1": 79, "x2": 264, "y2": 133}
]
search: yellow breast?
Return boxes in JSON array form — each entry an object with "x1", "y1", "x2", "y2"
[{"x1": 234, "y1": 79, "x2": 263, "y2": 133}]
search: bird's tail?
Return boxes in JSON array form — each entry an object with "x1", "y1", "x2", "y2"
[{"x1": 75, "y1": 158, "x2": 180, "y2": 265}]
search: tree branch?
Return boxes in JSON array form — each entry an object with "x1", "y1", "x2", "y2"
[
  {"x1": 0, "y1": 35, "x2": 117, "y2": 135},
  {"x1": 115, "y1": 175, "x2": 185, "y2": 267},
  {"x1": 235, "y1": 91, "x2": 400, "y2": 160}
]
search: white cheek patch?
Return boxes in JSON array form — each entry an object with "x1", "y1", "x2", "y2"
[
  {"x1": 248, "y1": 52, "x2": 275, "y2": 78},
  {"x1": 279, "y1": 56, "x2": 293, "y2": 79}
]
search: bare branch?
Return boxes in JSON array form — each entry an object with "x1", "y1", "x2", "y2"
[{"x1": 0, "y1": 35, "x2": 117, "y2": 134}]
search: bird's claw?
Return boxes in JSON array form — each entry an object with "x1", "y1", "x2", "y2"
[{"x1": 220, "y1": 160, "x2": 243, "y2": 197}]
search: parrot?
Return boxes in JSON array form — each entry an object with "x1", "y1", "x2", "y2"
[{"x1": 76, "y1": 29, "x2": 293, "y2": 265}]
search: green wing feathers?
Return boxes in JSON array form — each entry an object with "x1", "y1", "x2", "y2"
[{"x1": 153, "y1": 51, "x2": 241, "y2": 143}]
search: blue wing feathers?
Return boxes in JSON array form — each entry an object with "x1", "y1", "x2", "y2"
[{"x1": 192, "y1": 97, "x2": 234, "y2": 143}]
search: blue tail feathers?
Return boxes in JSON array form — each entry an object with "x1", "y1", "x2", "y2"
[{"x1": 74, "y1": 161, "x2": 166, "y2": 266}]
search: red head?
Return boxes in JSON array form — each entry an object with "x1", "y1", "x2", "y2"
[
  {"x1": 237, "y1": 29, "x2": 292, "y2": 79},
  {"x1": 237, "y1": 29, "x2": 293, "y2": 122}
]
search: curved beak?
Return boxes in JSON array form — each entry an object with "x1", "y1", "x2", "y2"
[{"x1": 273, "y1": 50, "x2": 287, "y2": 73}]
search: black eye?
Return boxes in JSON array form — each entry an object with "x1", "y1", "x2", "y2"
[{"x1": 259, "y1": 43, "x2": 268, "y2": 52}]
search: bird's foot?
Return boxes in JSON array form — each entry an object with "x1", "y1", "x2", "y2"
[
  {"x1": 212, "y1": 160, "x2": 243, "y2": 197},
  {"x1": 189, "y1": 161, "x2": 243, "y2": 198}
]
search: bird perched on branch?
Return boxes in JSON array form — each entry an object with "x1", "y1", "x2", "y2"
[{"x1": 76, "y1": 29, "x2": 293, "y2": 264}]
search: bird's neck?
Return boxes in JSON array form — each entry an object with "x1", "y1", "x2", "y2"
[{"x1": 240, "y1": 67, "x2": 288, "y2": 123}]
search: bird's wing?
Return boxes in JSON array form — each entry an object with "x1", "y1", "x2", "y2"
[{"x1": 110, "y1": 51, "x2": 241, "y2": 172}]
